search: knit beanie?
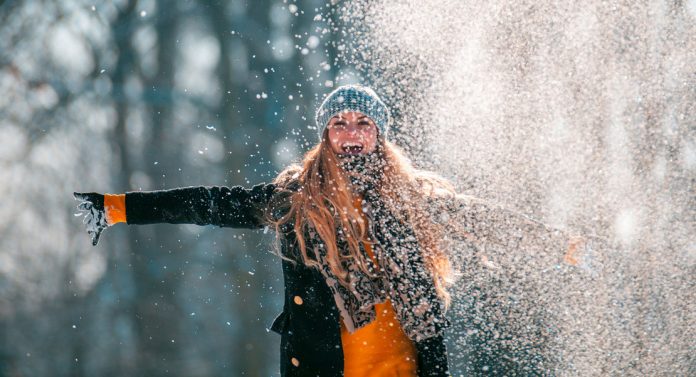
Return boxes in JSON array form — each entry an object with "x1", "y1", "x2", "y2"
[{"x1": 315, "y1": 84, "x2": 391, "y2": 141}]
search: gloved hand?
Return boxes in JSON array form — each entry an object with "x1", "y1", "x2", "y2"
[{"x1": 73, "y1": 192, "x2": 109, "y2": 246}]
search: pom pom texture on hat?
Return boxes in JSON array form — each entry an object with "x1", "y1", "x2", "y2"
[{"x1": 315, "y1": 84, "x2": 391, "y2": 140}]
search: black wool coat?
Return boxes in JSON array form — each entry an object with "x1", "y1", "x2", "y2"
[{"x1": 124, "y1": 182, "x2": 451, "y2": 377}]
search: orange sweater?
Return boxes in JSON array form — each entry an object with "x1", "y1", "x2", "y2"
[
  {"x1": 340, "y1": 197, "x2": 418, "y2": 376},
  {"x1": 104, "y1": 193, "x2": 418, "y2": 375}
]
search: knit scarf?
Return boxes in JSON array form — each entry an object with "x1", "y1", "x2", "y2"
[{"x1": 306, "y1": 151, "x2": 451, "y2": 342}]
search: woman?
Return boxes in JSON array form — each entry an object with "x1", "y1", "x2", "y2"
[{"x1": 75, "y1": 84, "x2": 583, "y2": 376}]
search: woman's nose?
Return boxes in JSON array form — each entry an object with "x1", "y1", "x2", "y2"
[{"x1": 346, "y1": 123, "x2": 361, "y2": 133}]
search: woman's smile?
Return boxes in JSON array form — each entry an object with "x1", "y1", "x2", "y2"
[{"x1": 341, "y1": 141, "x2": 365, "y2": 154}]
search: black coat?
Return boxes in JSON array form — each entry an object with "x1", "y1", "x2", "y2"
[{"x1": 124, "y1": 182, "x2": 451, "y2": 376}]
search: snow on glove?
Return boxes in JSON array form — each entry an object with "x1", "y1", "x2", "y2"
[{"x1": 73, "y1": 192, "x2": 108, "y2": 246}]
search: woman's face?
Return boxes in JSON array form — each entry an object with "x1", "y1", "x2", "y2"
[{"x1": 326, "y1": 111, "x2": 378, "y2": 155}]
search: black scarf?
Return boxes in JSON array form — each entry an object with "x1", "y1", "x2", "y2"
[
  {"x1": 335, "y1": 150, "x2": 384, "y2": 194},
  {"x1": 307, "y1": 150, "x2": 451, "y2": 342}
]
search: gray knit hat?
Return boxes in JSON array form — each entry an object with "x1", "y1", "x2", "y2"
[{"x1": 315, "y1": 84, "x2": 391, "y2": 140}]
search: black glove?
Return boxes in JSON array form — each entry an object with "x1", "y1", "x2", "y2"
[{"x1": 73, "y1": 192, "x2": 108, "y2": 246}]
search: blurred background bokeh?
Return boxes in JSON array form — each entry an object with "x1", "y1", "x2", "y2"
[
  {"x1": 0, "y1": 1, "x2": 342, "y2": 375},
  {"x1": 1, "y1": 0, "x2": 694, "y2": 376}
]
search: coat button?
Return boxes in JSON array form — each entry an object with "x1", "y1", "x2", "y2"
[
  {"x1": 291, "y1": 357, "x2": 300, "y2": 367},
  {"x1": 293, "y1": 295, "x2": 303, "y2": 305}
]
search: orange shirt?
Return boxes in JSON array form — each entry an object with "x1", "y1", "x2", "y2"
[{"x1": 340, "y1": 196, "x2": 418, "y2": 376}]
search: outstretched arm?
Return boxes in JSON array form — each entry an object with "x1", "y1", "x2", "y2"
[
  {"x1": 453, "y1": 194, "x2": 570, "y2": 253},
  {"x1": 74, "y1": 182, "x2": 278, "y2": 245},
  {"x1": 431, "y1": 192, "x2": 586, "y2": 265},
  {"x1": 124, "y1": 183, "x2": 276, "y2": 227}
]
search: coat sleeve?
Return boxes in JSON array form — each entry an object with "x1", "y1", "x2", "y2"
[{"x1": 124, "y1": 182, "x2": 277, "y2": 229}]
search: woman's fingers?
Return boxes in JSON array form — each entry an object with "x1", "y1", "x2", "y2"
[
  {"x1": 90, "y1": 228, "x2": 102, "y2": 246},
  {"x1": 74, "y1": 193, "x2": 103, "y2": 206},
  {"x1": 74, "y1": 192, "x2": 95, "y2": 202}
]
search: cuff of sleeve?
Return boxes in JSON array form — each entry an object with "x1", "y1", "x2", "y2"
[{"x1": 104, "y1": 194, "x2": 127, "y2": 224}]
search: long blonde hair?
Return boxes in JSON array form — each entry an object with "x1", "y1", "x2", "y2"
[{"x1": 264, "y1": 131, "x2": 461, "y2": 311}]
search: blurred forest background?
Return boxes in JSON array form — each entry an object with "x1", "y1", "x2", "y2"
[
  {"x1": 1, "y1": 0, "x2": 694, "y2": 376},
  {"x1": 1, "y1": 0, "x2": 345, "y2": 376}
]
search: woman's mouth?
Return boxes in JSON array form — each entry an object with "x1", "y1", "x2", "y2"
[{"x1": 341, "y1": 141, "x2": 364, "y2": 154}]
